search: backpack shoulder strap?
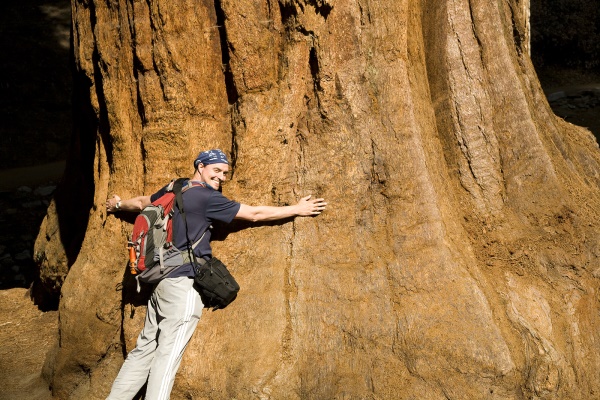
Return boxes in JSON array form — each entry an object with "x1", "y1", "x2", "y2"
[
  {"x1": 171, "y1": 177, "x2": 187, "y2": 195},
  {"x1": 183, "y1": 180, "x2": 207, "y2": 191},
  {"x1": 172, "y1": 178, "x2": 210, "y2": 266},
  {"x1": 172, "y1": 178, "x2": 207, "y2": 212}
]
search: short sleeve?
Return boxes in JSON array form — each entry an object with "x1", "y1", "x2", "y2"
[
  {"x1": 206, "y1": 191, "x2": 240, "y2": 223},
  {"x1": 150, "y1": 186, "x2": 167, "y2": 202}
]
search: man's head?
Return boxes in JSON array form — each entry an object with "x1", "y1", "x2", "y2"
[
  {"x1": 194, "y1": 149, "x2": 229, "y2": 168},
  {"x1": 193, "y1": 149, "x2": 230, "y2": 190}
]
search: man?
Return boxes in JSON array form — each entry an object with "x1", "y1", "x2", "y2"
[{"x1": 104, "y1": 149, "x2": 326, "y2": 400}]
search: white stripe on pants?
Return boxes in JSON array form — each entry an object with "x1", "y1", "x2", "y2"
[{"x1": 107, "y1": 276, "x2": 203, "y2": 400}]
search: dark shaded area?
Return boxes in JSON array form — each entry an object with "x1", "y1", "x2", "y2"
[
  {"x1": 309, "y1": 47, "x2": 322, "y2": 92},
  {"x1": 34, "y1": 61, "x2": 98, "y2": 292},
  {"x1": 28, "y1": 20, "x2": 100, "y2": 309},
  {"x1": 26, "y1": 54, "x2": 98, "y2": 309},
  {"x1": 279, "y1": 1, "x2": 298, "y2": 28},
  {"x1": 531, "y1": 0, "x2": 599, "y2": 70},
  {"x1": 0, "y1": 185, "x2": 57, "y2": 290},
  {"x1": 0, "y1": 0, "x2": 72, "y2": 300},
  {"x1": 307, "y1": 0, "x2": 333, "y2": 19},
  {"x1": 0, "y1": 0, "x2": 72, "y2": 170},
  {"x1": 214, "y1": 0, "x2": 239, "y2": 105},
  {"x1": 0, "y1": 0, "x2": 95, "y2": 313},
  {"x1": 530, "y1": 0, "x2": 600, "y2": 142}
]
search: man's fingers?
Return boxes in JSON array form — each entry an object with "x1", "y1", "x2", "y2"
[
  {"x1": 311, "y1": 200, "x2": 327, "y2": 213},
  {"x1": 300, "y1": 195, "x2": 327, "y2": 215},
  {"x1": 306, "y1": 197, "x2": 325, "y2": 203}
]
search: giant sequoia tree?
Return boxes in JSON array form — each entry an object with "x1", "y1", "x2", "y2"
[{"x1": 34, "y1": 0, "x2": 600, "y2": 398}]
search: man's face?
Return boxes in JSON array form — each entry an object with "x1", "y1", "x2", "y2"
[{"x1": 199, "y1": 163, "x2": 229, "y2": 190}]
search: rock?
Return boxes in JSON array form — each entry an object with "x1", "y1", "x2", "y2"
[
  {"x1": 17, "y1": 186, "x2": 32, "y2": 193},
  {"x1": 547, "y1": 91, "x2": 566, "y2": 101},
  {"x1": 14, "y1": 250, "x2": 31, "y2": 261},
  {"x1": 33, "y1": 185, "x2": 56, "y2": 197},
  {"x1": 20, "y1": 234, "x2": 34, "y2": 242},
  {"x1": 22, "y1": 200, "x2": 43, "y2": 209}
]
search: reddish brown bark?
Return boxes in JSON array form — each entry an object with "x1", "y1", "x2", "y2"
[{"x1": 35, "y1": 0, "x2": 600, "y2": 398}]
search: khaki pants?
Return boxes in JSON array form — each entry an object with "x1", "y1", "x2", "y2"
[{"x1": 107, "y1": 276, "x2": 203, "y2": 400}]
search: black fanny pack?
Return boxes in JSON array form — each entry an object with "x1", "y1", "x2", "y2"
[{"x1": 193, "y1": 257, "x2": 240, "y2": 311}]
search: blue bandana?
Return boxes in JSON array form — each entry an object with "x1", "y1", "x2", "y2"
[{"x1": 194, "y1": 149, "x2": 229, "y2": 167}]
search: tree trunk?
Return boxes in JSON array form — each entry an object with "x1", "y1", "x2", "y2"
[{"x1": 34, "y1": 0, "x2": 600, "y2": 398}]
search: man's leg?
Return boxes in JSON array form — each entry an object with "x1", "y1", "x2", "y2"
[
  {"x1": 106, "y1": 288, "x2": 161, "y2": 399},
  {"x1": 145, "y1": 277, "x2": 203, "y2": 400}
]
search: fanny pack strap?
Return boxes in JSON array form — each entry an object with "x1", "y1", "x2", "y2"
[{"x1": 181, "y1": 231, "x2": 208, "y2": 265}]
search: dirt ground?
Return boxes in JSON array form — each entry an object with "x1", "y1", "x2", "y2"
[{"x1": 0, "y1": 289, "x2": 55, "y2": 400}]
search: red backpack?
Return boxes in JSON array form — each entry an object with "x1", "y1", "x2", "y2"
[{"x1": 128, "y1": 178, "x2": 206, "y2": 287}]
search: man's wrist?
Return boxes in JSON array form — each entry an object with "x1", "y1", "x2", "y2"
[
  {"x1": 291, "y1": 204, "x2": 301, "y2": 217},
  {"x1": 115, "y1": 201, "x2": 122, "y2": 210}
]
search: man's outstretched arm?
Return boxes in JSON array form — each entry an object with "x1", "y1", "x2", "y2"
[
  {"x1": 106, "y1": 195, "x2": 152, "y2": 213},
  {"x1": 235, "y1": 195, "x2": 327, "y2": 222}
]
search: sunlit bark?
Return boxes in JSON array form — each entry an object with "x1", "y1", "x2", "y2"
[{"x1": 35, "y1": 0, "x2": 600, "y2": 398}]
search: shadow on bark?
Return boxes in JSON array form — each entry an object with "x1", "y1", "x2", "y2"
[{"x1": 31, "y1": 48, "x2": 96, "y2": 311}]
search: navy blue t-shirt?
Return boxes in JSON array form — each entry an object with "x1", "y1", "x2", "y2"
[{"x1": 150, "y1": 180, "x2": 240, "y2": 278}]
